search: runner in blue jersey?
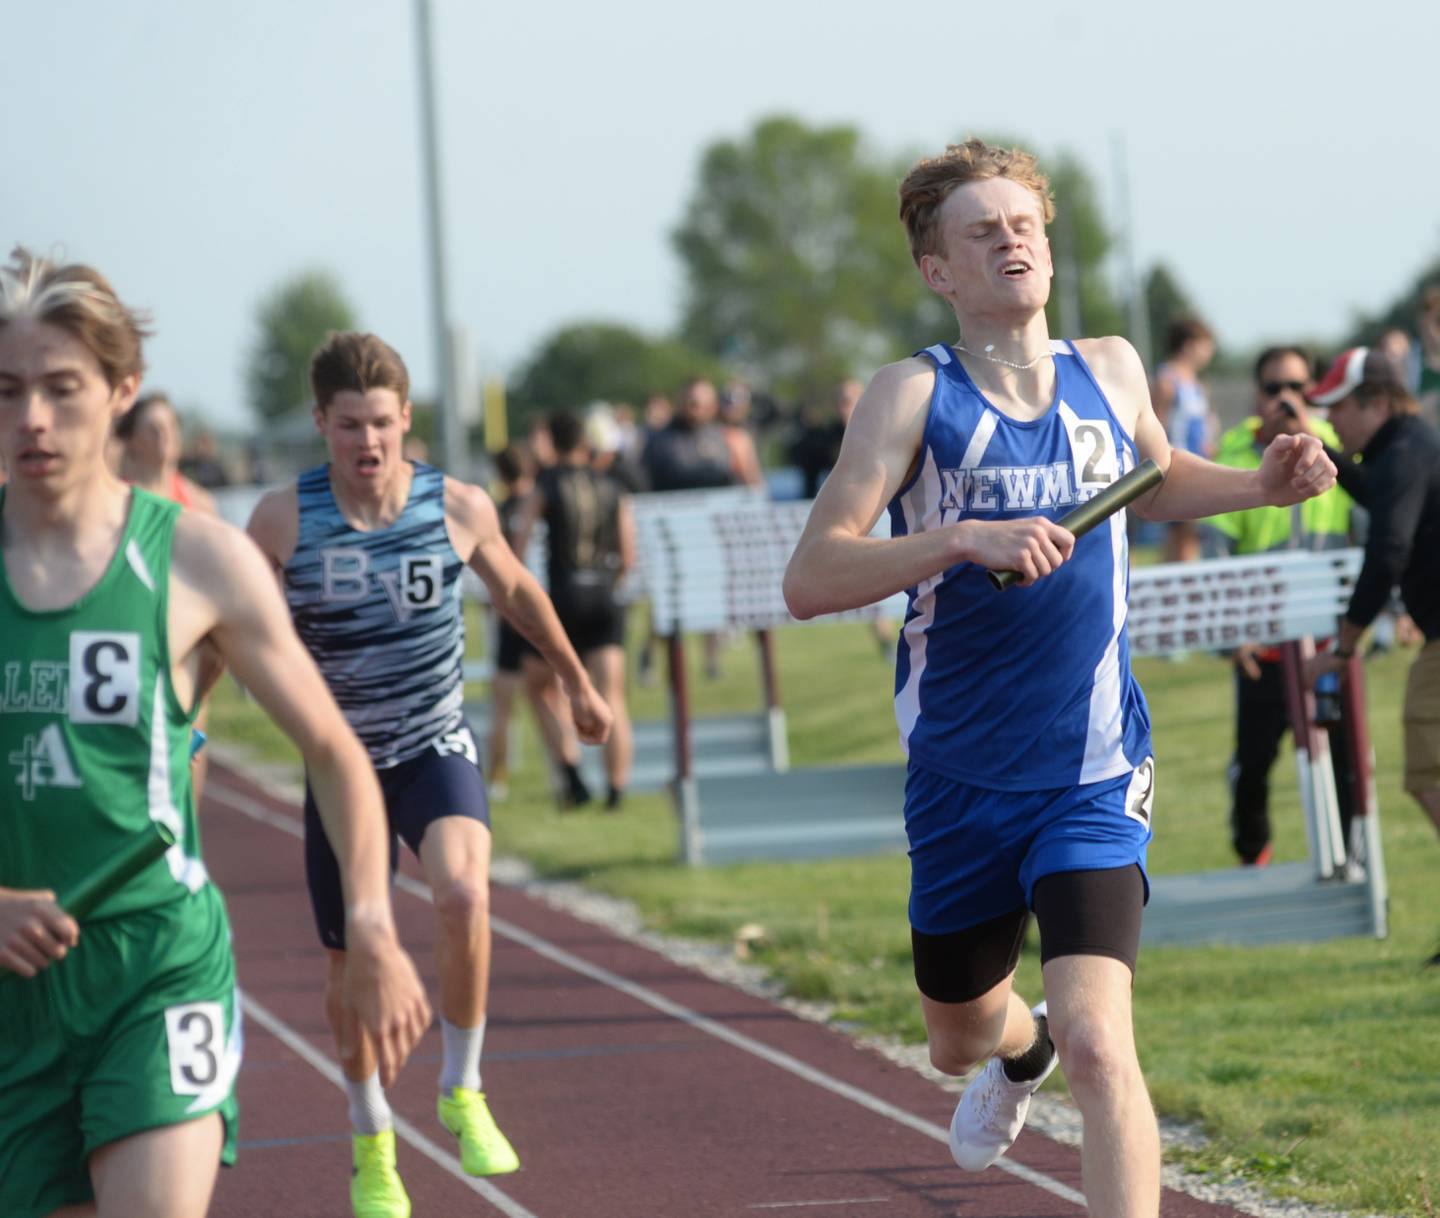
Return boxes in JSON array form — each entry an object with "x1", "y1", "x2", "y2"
[
  {"x1": 784, "y1": 140, "x2": 1335, "y2": 1218},
  {"x1": 246, "y1": 332, "x2": 611, "y2": 1218}
]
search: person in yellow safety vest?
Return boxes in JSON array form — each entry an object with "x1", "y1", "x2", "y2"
[{"x1": 1201, "y1": 345, "x2": 1355, "y2": 867}]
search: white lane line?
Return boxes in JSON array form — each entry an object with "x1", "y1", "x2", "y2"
[
  {"x1": 240, "y1": 993, "x2": 541, "y2": 1218},
  {"x1": 209, "y1": 782, "x2": 1088, "y2": 1210}
]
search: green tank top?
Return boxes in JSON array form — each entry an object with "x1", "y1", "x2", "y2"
[{"x1": 0, "y1": 487, "x2": 206, "y2": 919}]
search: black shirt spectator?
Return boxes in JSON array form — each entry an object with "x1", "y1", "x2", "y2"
[
  {"x1": 641, "y1": 378, "x2": 735, "y2": 492},
  {"x1": 536, "y1": 462, "x2": 626, "y2": 594},
  {"x1": 789, "y1": 378, "x2": 862, "y2": 499},
  {"x1": 1330, "y1": 411, "x2": 1440, "y2": 641}
]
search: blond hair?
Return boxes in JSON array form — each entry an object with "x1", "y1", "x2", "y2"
[
  {"x1": 0, "y1": 247, "x2": 150, "y2": 386},
  {"x1": 898, "y1": 139, "x2": 1055, "y2": 265}
]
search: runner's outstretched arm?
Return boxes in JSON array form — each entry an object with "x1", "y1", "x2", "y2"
[{"x1": 1081, "y1": 339, "x2": 1337, "y2": 520}]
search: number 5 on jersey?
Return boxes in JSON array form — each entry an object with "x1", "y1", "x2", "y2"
[{"x1": 322, "y1": 549, "x2": 444, "y2": 622}]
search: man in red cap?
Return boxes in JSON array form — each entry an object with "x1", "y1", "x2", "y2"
[
  {"x1": 1304, "y1": 363, "x2": 1440, "y2": 966},
  {"x1": 1308, "y1": 346, "x2": 1391, "y2": 412}
]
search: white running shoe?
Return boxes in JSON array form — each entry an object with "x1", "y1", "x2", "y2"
[{"x1": 949, "y1": 1002, "x2": 1058, "y2": 1171}]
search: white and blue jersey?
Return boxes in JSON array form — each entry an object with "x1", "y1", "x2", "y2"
[
  {"x1": 284, "y1": 462, "x2": 466, "y2": 768},
  {"x1": 889, "y1": 340, "x2": 1152, "y2": 792}
]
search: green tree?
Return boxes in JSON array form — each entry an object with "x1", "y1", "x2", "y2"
[
  {"x1": 245, "y1": 271, "x2": 357, "y2": 421},
  {"x1": 673, "y1": 116, "x2": 948, "y2": 404},
  {"x1": 507, "y1": 322, "x2": 723, "y2": 426}
]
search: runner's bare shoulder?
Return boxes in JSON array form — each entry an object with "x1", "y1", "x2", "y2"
[
  {"x1": 244, "y1": 482, "x2": 300, "y2": 567},
  {"x1": 1071, "y1": 337, "x2": 1149, "y2": 433},
  {"x1": 840, "y1": 355, "x2": 938, "y2": 468}
]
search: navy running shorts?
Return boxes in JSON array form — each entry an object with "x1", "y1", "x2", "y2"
[{"x1": 303, "y1": 721, "x2": 490, "y2": 950}]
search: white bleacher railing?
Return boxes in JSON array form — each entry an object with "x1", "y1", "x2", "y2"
[
  {"x1": 639, "y1": 499, "x2": 904, "y2": 635},
  {"x1": 1126, "y1": 549, "x2": 1361, "y2": 656}
]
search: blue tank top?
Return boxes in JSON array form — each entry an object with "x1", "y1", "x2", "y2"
[
  {"x1": 284, "y1": 462, "x2": 465, "y2": 767},
  {"x1": 1158, "y1": 363, "x2": 1211, "y2": 457},
  {"x1": 888, "y1": 341, "x2": 1151, "y2": 791}
]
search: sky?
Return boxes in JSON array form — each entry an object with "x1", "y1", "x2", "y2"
[{"x1": 8, "y1": 0, "x2": 1439, "y2": 431}]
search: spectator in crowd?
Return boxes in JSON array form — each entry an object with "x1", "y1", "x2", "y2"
[
  {"x1": 1203, "y1": 346, "x2": 1355, "y2": 867},
  {"x1": 1415, "y1": 280, "x2": 1440, "y2": 422},
  {"x1": 524, "y1": 415, "x2": 557, "y2": 471},
  {"x1": 640, "y1": 378, "x2": 745, "y2": 677},
  {"x1": 1375, "y1": 327, "x2": 1420, "y2": 393},
  {"x1": 115, "y1": 392, "x2": 217, "y2": 513},
  {"x1": 179, "y1": 428, "x2": 230, "y2": 489},
  {"x1": 718, "y1": 381, "x2": 766, "y2": 489},
  {"x1": 790, "y1": 378, "x2": 861, "y2": 499},
  {"x1": 1152, "y1": 317, "x2": 1217, "y2": 561},
  {"x1": 245, "y1": 437, "x2": 268, "y2": 486},
  {"x1": 640, "y1": 391, "x2": 673, "y2": 451},
  {"x1": 587, "y1": 403, "x2": 648, "y2": 493},
  {"x1": 515, "y1": 411, "x2": 635, "y2": 809},
  {"x1": 633, "y1": 392, "x2": 675, "y2": 685},
  {"x1": 1304, "y1": 347, "x2": 1404, "y2": 502},
  {"x1": 611, "y1": 401, "x2": 640, "y2": 460},
  {"x1": 641, "y1": 377, "x2": 735, "y2": 492},
  {"x1": 1303, "y1": 371, "x2": 1440, "y2": 965},
  {"x1": 488, "y1": 443, "x2": 591, "y2": 808}
]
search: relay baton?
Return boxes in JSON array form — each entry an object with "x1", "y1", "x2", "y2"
[
  {"x1": 988, "y1": 458, "x2": 1163, "y2": 591},
  {"x1": 55, "y1": 822, "x2": 177, "y2": 921}
]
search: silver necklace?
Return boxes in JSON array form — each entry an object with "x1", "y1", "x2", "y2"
[{"x1": 954, "y1": 343, "x2": 1053, "y2": 371}]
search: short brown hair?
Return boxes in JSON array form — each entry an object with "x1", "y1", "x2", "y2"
[
  {"x1": 1165, "y1": 317, "x2": 1214, "y2": 358},
  {"x1": 0, "y1": 246, "x2": 150, "y2": 387},
  {"x1": 1352, "y1": 380, "x2": 1420, "y2": 417},
  {"x1": 114, "y1": 391, "x2": 176, "y2": 440},
  {"x1": 309, "y1": 331, "x2": 409, "y2": 410},
  {"x1": 898, "y1": 139, "x2": 1056, "y2": 265}
]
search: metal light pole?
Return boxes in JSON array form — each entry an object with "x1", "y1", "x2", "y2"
[
  {"x1": 414, "y1": 0, "x2": 464, "y2": 473},
  {"x1": 1112, "y1": 131, "x2": 1151, "y2": 368}
]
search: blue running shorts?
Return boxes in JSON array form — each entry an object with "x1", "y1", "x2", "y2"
[{"x1": 905, "y1": 756, "x2": 1154, "y2": 935}]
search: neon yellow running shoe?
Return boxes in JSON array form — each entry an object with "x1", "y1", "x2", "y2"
[
  {"x1": 350, "y1": 1129, "x2": 411, "y2": 1218},
  {"x1": 437, "y1": 1088, "x2": 520, "y2": 1175}
]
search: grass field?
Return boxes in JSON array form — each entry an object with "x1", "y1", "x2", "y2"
[{"x1": 208, "y1": 605, "x2": 1440, "y2": 1217}]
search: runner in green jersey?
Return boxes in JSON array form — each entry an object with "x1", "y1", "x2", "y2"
[{"x1": 0, "y1": 248, "x2": 432, "y2": 1218}]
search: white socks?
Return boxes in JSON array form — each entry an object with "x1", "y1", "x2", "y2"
[
  {"x1": 347, "y1": 1016, "x2": 485, "y2": 1132},
  {"x1": 439, "y1": 1016, "x2": 485, "y2": 1094},
  {"x1": 345, "y1": 1071, "x2": 392, "y2": 1136}
]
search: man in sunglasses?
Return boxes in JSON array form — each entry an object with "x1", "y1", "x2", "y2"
[{"x1": 1203, "y1": 346, "x2": 1355, "y2": 867}]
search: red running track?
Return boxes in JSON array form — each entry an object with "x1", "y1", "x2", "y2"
[{"x1": 202, "y1": 762, "x2": 1246, "y2": 1218}]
